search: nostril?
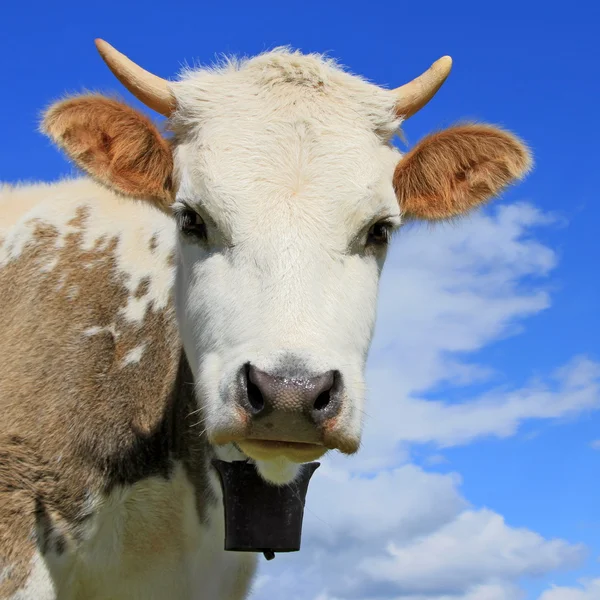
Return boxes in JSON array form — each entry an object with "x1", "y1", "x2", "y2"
[
  {"x1": 312, "y1": 369, "x2": 339, "y2": 415},
  {"x1": 313, "y1": 389, "x2": 331, "y2": 411},
  {"x1": 245, "y1": 364, "x2": 265, "y2": 413}
]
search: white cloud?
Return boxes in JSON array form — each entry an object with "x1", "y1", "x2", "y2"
[
  {"x1": 538, "y1": 578, "x2": 600, "y2": 599},
  {"x1": 365, "y1": 355, "x2": 600, "y2": 452},
  {"x1": 590, "y1": 440, "x2": 600, "y2": 450},
  {"x1": 311, "y1": 582, "x2": 524, "y2": 600},
  {"x1": 251, "y1": 203, "x2": 596, "y2": 599},
  {"x1": 370, "y1": 203, "x2": 558, "y2": 377},
  {"x1": 360, "y1": 510, "x2": 585, "y2": 596},
  {"x1": 303, "y1": 464, "x2": 466, "y2": 548}
]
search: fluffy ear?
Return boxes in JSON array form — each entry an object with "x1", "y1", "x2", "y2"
[
  {"x1": 393, "y1": 124, "x2": 532, "y2": 221},
  {"x1": 42, "y1": 95, "x2": 174, "y2": 211}
]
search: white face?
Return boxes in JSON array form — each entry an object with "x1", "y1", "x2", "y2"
[{"x1": 169, "y1": 52, "x2": 403, "y2": 484}]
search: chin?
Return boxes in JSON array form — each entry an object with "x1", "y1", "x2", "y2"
[{"x1": 253, "y1": 457, "x2": 303, "y2": 485}]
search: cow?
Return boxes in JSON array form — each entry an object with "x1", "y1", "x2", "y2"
[{"x1": 0, "y1": 40, "x2": 531, "y2": 599}]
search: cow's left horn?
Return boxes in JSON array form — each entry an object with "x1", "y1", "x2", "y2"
[
  {"x1": 94, "y1": 39, "x2": 176, "y2": 117},
  {"x1": 394, "y1": 56, "x2": 453, "y2": 119}
]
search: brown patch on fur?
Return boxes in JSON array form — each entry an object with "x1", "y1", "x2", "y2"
[
  {"x1": 149, "y1": 234, "x2": 159, "y2": 253},
  {"x1": 393, "y1": 124, "x2": 532, "y2": 221},
  {"x1": 0, "y1": 204, "x2": 213, "y2": 593},
  {"x1": 134, "y1": 277, "x2": 151, "y2": 299},
  {"x1": 166, "y1": 250, "x2": 177, "y2": 268},
  {"x1": 42, "y1": 95, "x2": 174, "y2": 212}
]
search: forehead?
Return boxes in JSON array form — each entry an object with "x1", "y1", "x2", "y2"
[{"x1": 171, "y1": 49, "x2": 401, "y2": 224}]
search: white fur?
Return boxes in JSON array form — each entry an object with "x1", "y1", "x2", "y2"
[
  {"x1": 83, "y1": 325, "x2": 119, "y2": 338},
  {"x1": 120, "y1": 344, "x2": 147, "y2": 367},
  {"x1": 170, "y1": 49, "x2": 403, "y2": 480},
  {"x1": 9, "y1": 554, "x2": 55, "y2": 600}
]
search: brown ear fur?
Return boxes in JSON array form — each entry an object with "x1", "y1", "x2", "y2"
[
  {"x1": 393, "y1": 124, "x2": 532, "y2": 221},
  {"x1": 42, "y1": 95, "x2": 174, "y2": 211}
]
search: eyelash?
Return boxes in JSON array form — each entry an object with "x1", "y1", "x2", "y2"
[
  {"x1": 175, "y1": 206, "x2": 207, "y2": 241},
  {"x1": 366, "y1": 220, "x2": 393, "y2": 246}
]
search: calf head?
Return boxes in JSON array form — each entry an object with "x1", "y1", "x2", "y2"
[{"x1": 43, "y1": 41, "x2": 531, "y2": 484}]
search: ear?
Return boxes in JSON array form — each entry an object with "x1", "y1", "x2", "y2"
[
  {"x1": 393, "y1": 124, "x2": 532, "y2": 221},
  {"x1": 42, "y1": 94, "x2": 174, "y2": 212}
]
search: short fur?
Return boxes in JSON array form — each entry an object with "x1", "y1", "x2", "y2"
[
  {"x1": 394, "y1": 124, "x2": 532, "y2": 220},
  {"x1": 1, "y1": 47, "x2": 532, "y2": 598}
]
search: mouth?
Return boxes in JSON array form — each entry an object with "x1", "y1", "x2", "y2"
[{"x1": 236, "y1": 439, "x2": 328, "y2": 463}]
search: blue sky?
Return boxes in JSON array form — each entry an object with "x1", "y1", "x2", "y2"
[{"x1": 2, "y1": 1, "x2": 599, "y2": 598}]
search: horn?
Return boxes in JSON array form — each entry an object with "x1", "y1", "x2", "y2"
[
  {"x1": 94, "y1": 39, "x2": 175, "y2": 116},
  {"x1": 394, "y1": 56, "x2": 453, "y2": 119}
]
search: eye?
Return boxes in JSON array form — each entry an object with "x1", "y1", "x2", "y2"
[
  {"x1": 178, "y1": 208, "x2": 207, "y2": 240},
  {"x1": 367, "y1": 221, "x2": 391, "y2": 246}
]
